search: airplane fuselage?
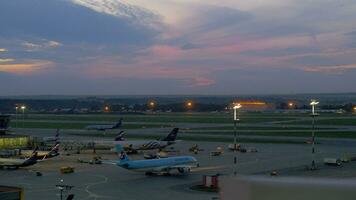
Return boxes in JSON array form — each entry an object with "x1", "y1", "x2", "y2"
[
  {"x1": 117, "y1": 156, "x2": 197, "y2": 173},
  {"x1": 0, "y1": 157, "x2": 37, "y2": 168}
]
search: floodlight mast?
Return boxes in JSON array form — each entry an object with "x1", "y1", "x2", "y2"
[
  {"x1": 310, "y1": 99, "x2": 319, "y2": 170},
  {"x1": 21, "y1": 105, "x2": 26, "y2": 128},
  {"x1": 233, "y1": 103, "x2": 242, "y2": 176}
]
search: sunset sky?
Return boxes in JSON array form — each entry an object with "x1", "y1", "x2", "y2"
[{"x1": 1, "y1": 0, "x2": 356, "y2": 95}]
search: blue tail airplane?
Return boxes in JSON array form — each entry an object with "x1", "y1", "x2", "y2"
[
  {"x1": 111, "y1": 145, "x2": 198, "y2": 175},
  {"x1": 86, "y1": 118, "x2": 123, "y2": 131}
]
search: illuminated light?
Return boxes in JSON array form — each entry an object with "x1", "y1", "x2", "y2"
[
  {"x1": 233, "y1": 103, "x2": 242, "y2": 121},
  {"x1": 288, "y1": 102, "x2": 294, "y2": 107},
  {"x1": 20, "y1": 105, "x2": 26, "y2": 110},
  {"x1": 186, "y1": 101, "x2": 193, "y2": 109},
  {"x1": 148, "y1": 100, "x2": 156, "y2": 110},
  {"x1": 310, "y1": 99, "x2": 319, "y2": 115},
  {"x1": 310, "y1": 100, "x2": 319, "y2": 106},
  {"x1": 104, "y1": 105, "x2": 110, "y2": 112},
  {"x1": 353, "y1": 106, "x2": 356, "y2": 111}
]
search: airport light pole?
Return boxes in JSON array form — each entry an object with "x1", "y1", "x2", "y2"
[
  {"x1": 21, "y1": 105, "x2": 26, "y2": 128},
  {"x1": 56, "y1": 179, "x2": 74, "y2": 200},
  {"x1": 233, "y1": 103, "x2": 242, "y2": 176},
  {"x1": 15, "y1": 105, "x2": 18, "y2": 129},
  {"x1": 310, "y1": 100, "x2": 319, "y2": 170}
]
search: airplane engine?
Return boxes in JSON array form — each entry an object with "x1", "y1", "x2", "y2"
[{"x1": 177, "y1": 167, "x2": 190, "y2": 174}]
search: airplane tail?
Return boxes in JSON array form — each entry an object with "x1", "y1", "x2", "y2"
[
  {"x1": 119, "y1": 151, "x2": 129, "y2": 162},
  {"x1": 113, "y1": 118, "x2": 123, "y2": 129},
  {"x1": 115, "y1": 144, "x2": 129, "y2": 162},
  {"x1": 55, "y1": 129, "x2": 60, "y2": 142},
  {"x1": 22, "y1": 147, "x2": 38, "y2": 166},
  {"x1": 29, "y1": 147, "x2": 39, "y2": 161},
  {"x1": 114, "y1": 131, "x2": 125, "y2": 141},
  {"x1": 161, "y1": 128, "x2": 179, "y2": 141},
  {"x1": 50, "y1": 143, "x2": 60, "y2": 153},
  {"x1": 42, "y1": 143, "x2": 60, "y2": 160}
]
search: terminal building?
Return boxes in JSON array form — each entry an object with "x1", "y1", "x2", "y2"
[{"x1": 0, "y1": 115, "x2": 30, "y2": 149}]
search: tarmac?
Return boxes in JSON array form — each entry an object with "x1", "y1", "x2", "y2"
[{"x1": 1, "y1": 138, "x2": 356, "y2": 200}]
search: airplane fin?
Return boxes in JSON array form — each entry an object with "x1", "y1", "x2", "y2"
[
  {"x1": 114, "y1": 144, "x2": 130, "y2": 162},
  {"x1": 119, "y1": 151, "x2": 129, "y2": 162},
  {"x1": 114, "y1": 131, "x2": 125, "y2": 141},
  {"x1": 161, "y1": 128, "x2": 179, "y2": 141},
  {"x1": 29, "y1": 147, "x2": 39, "y2": 161},
  {"x1": 50, "y1": 143, "x2": 60, "y2": 153},
  {"x1": 113, "y1": 118, "x2": 123, "y2": 129}
]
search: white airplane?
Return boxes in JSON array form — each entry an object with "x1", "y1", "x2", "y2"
[
  {"x1": 0, "y1": 149, "x2": 38, "y2": 169},
  {"x1": 62, "y1": 128, "x2": 179, "y2": 152},
  {"x1": 85, "y1": 119, "x2": 122, "y2": 131},
  {"x1": 114, "y1": 128, "x2": 180, "y2": 152},
  {"x1": 43, "y1": 129, "x2": 60, "y2": 143},
  {"x1": 109, "y1": 145, "x2": 198, "y2": 175},
  {"x1": 19, "y1": 143, "x2": 60, "y2": 160}
]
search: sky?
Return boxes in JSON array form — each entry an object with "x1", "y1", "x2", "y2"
[{"x1": 1, "y1": 0, "x2": 356, "y2": 95}]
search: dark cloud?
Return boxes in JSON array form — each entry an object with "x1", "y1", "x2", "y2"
[{"x1": 0, "y1": 0, "x2": 160, "y2": 46}]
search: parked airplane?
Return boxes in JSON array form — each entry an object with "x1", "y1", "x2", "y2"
[
  {"x1": 112, "y1": 145, "x2": 198, "y2": 175},
  {"x1": 114, "y1": 131, "x2": 125, "y2": 141},
  {"x1": 85, "y1": 119, "x2": 123, "y2": 131},
  {"x1": 0, "y1": 148, "x2": 38, "y2": 169},
  {"x1": 115, "y1": 128, "x2": 180, "y2": 152},
  {"x1": 19, "y1": 143, "x2": 60, "y2": 160},
  {"x1": 43, "y1": 129, "x2": 60, "y2": 143}
]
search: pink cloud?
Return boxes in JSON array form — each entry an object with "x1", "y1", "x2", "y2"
[
  {"x1": 0, "y1": 60, "x2": 53, "y2": 74},
  {"x1": 189, "y1": 77, "x2": 216, "y2": 87}
]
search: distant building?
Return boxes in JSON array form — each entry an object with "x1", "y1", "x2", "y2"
[{"x1": 232, "y1": 101, "x2": 274, "y2": 111}]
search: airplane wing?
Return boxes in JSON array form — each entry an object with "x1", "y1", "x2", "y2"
[{"x1": 0, "y1": 159, "x2": 22, "y2": 166}]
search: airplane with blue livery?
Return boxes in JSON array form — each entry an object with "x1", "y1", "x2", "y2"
[
  {"x1": 86, "y1": 118, "x2": 123, "y2": 131},
  {"x1": 0, "y1": 148, "x2": 38, "y2": 169},
  {"x1": 108, "y1": 144, "x2": 198, "y2": 175}
]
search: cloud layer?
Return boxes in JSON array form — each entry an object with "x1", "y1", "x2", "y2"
[{"x1": 0, "y1": 0, "x2": 356, "y2": 95}]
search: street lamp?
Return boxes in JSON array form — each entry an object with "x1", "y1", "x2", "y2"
[
  {"x1": 186, "y1": 101, "x2": 193, "y2": 110},
  {"x1": 104, "y1": 105, "x2": 110, "y2": 112},
  {"x1": 148, "y1": 101, "x2": 156, "y2": 110},
  {"x1": 310, "y1": 99, "x2": 319, "y2": 170},
  {"x1": 56, "y1": 179, "x2": 74, "y2": 200},
  {"x1": 288, "y1": 102, "x2": 294, "y2": 109},
  {"x1": 15, "y1": 105, "x2": 19, "y2": 129},
  {"x1": 21, "y1": 105, "x2": 26, "y2": 128},
  {"x1": 233, "y1": 103, "x2": 242, "y2": 176}
]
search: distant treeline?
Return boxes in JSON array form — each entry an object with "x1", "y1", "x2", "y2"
[{"x1": 0, "y1": 95, "x2": 355, "y2": 113}]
